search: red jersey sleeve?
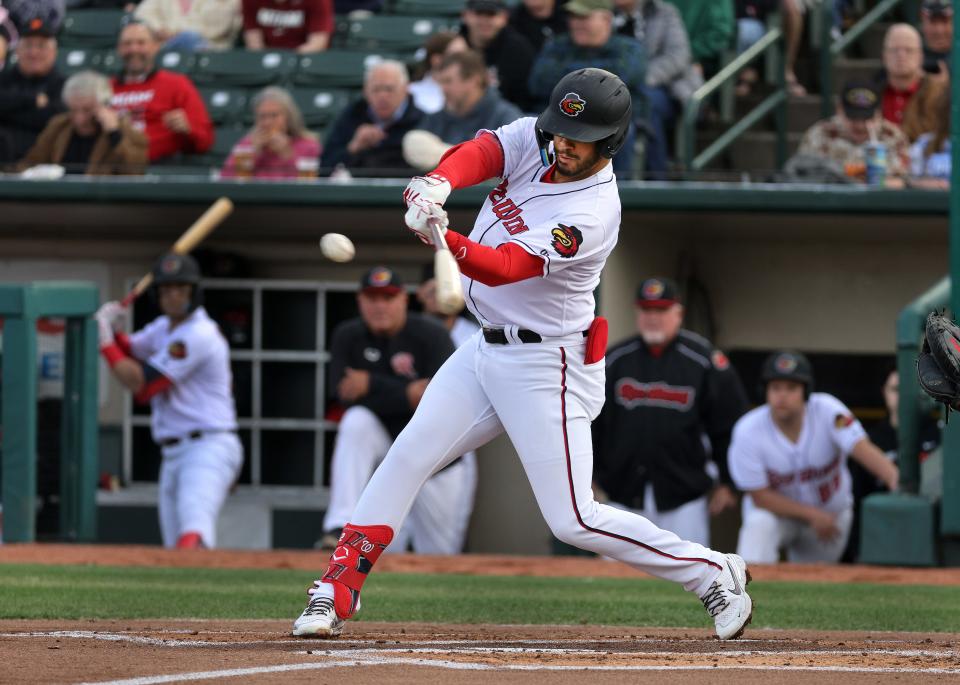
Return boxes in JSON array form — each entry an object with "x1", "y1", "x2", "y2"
[
  {"x1": 306, "y1": 0, "x2": 334, "y2": 34},
  {"x1": 432, "y1": 132, "x2": 504, "y2": 189},
  {"x1": 242, "y1": 0, "x2": 260, "y2": 30},
  {"x1": 444, "y1": 231, "x2": 543, "y2": 286}
]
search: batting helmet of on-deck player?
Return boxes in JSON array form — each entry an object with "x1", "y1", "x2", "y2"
[
  {"x1": 535, "y1": 67, "x2": 633, "y2": 165},
  {"x1": 759, "y1": 350, "x2": 815, "y2": 401},
  {"x1": 151, "y1": 252, "x2": 203, "y2": 312}
]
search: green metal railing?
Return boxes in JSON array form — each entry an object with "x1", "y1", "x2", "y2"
[
  {"x1": 819, "y1": 0, "x2": 917, "y2": 119},
  {"x1": 680, "y1": 28, "x2": 787, "y2": 172}
]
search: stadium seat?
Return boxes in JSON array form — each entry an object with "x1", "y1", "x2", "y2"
[
  {"x1": 293, "y1": 50, "x2": 392, "y2": 89},
  {"x1": 187, "y1": 126, "x2": 248, "y2": 169},
  {"x1": 156, "y1": 50, "x2": 198, "y2": 76},
  {"x1": 53, "y1": 49, "x2": 106, "y2": 76},
  {"x1": 389, "y1": 0, "x2": 466, "y2": 17},
  {"x1": 200, "y1": 88, "x2": 248, "y2": 126},
  {"x1": 192, "y1": 50, "x2": 297, "y2": 87},
  {"x1": 340, "y1": 15, "x2": 452, "y2": 52},
  {"x1": 60, "y1": 9, "x2": 127, "y2": 50},
  {"x1": 286, "y1": 88, "x2": 354, "y2": 129}
]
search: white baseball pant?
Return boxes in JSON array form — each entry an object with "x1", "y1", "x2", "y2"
[
  {"x1": 349, "y1": 332, "x2": 726, "y2": 595},
  {"x1": 158, "y1": 431, "x2": 242, "y2": 548},
  {"x1": 323, "y1": 405, "x2": 477, "y2": 554},
  {"x1": 736, "y1": 495, "x2": 854, "y2": 563}
]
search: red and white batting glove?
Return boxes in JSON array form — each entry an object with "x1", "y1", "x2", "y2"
[
  {"x1": 403, "y1": 174, "x2": 451, "y2": 244},
  {"x1": 94, "y1": 300, "x2": 126, "y2": 349},
  {"x1": 405, "y1": 197, "x2": 448, "y2": 246}
]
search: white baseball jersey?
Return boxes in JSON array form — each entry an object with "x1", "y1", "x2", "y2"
[
  {"x1": 450, "y1": 316, "x2": 480, "y2": 347},
  {"x1": 129, "y1": 306, "x2": 238, "y2": 442},
  {"x1": 464, "y1": 117, "x2": 621, "y2": 337},
  {"x1": 728, "y1": 393, "x2": 867, "y2": 513}
]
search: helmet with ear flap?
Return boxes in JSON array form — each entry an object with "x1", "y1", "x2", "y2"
[
  {"x1": 150, "y1": 253, "x2": 203, "y2": 312},
  {"x1": 535, "y1": 68, "x2": 633, "y2": 165}
]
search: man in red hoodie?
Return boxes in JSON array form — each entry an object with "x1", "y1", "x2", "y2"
[{"x1": 110, "y1": 22, "x2": 213, "y2": 162}]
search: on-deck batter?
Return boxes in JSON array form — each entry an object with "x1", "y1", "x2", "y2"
[
  {"x1": 729, "y1": 351, "x2": 899, "y2": 563},
  {"x1": 97, "y1": 254, "x2": 242, "y2": 549},
  {"x1": 293, "y1": 68, "x2": 754, "y2": 641}
]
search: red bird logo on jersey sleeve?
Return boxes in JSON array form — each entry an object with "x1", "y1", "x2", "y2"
[{"x1": 551, "y1": 224, "x2": 582, "y2": 258}]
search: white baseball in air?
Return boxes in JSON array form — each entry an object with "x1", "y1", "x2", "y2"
[{"x1": 319, "y1": 233, "x2": 355, "y2": 263}]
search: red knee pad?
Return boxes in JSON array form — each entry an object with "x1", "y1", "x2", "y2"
[{"x1": 321, "y1": 523, "x2": 394, "y2": 619}]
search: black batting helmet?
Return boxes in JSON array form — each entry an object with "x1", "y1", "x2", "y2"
[
  {"x1": 759, "y1": 350, "x2": 815, "y2": 401},
  {"x1": 152, "y1": 253, "x2": 203, "y2": 312},
  {"x1": 535, "y1": 68, "x2": 633, "y2": 164}
]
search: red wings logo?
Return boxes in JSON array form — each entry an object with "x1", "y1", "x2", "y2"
[
  {"x1": 168, "y1": 341, "x2": 187, "y2": 359},
  {"x1": 559, "y1": 92, "x2": 586, "y2": 117},
  {"x1": 551, "y1": 224, "x2": 582, "y2": 258},
  {"x1": 615, "y1": 379, "x2": 695, "y2": 411}
]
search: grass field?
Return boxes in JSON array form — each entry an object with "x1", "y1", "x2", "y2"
[{"x1": 2, "y1": 563, "x2": 959, "y2": 633}]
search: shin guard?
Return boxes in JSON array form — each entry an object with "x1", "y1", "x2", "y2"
[{"x1": 321, "y1": 523, "x2": 394, "y2": 619}]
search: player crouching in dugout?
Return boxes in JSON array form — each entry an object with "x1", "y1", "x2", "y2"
[
  {"x1": 96, "y1": 254, "x2": 243, "y2": 549},
  {"x1": 728, "y1": 351, "x2": 899, "y2": 563}
]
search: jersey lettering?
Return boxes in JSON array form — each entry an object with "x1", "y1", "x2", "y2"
[
  {"x1": 487, "y1": 179, "x2": 529, "y2": 235},
  {"x1": 615, "y1": 379, "x2": 695, "y2": 411},
  {"x1": 256, "y1": 8, "x2": 305, "y2": 28}
]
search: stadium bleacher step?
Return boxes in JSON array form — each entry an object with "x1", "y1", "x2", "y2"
[
  {"x1": 831, "y1": 58, "x2": 882, "y2": 95},
  {"x1": 729, "y1": 130, "x2": 804, "y2": 174},
  {"x1": 734, "y1": 92, "x2": 825, "y2": 133}
]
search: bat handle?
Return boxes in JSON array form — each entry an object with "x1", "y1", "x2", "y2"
[{"x1": 427, "y1": 216, "x2": 449, "y2": 251}]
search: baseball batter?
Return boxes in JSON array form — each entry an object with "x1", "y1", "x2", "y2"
[
  {"x1": 97, "y1": 254, "x2": 242, "y2": 549},
  {"x1": 293, "y1": 68, "x2": 754, "y2": 641},
  {"x1": 729, "y1": 351, "x2": 899, "y2": 563}
]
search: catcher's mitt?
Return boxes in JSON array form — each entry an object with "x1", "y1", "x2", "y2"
[{"x1": 917, "y1": 311, "x2": 960, "y2": 414}]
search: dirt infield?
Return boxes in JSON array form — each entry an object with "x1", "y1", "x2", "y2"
[{"x1": 2, "y1": 545, "x2": 960, "y2": 683}]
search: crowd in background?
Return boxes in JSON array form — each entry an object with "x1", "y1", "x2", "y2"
[{"x1": 0, "y1": 0, "x2": 953, "y2": 184}]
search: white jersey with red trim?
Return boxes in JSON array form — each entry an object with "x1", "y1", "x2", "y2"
[
  {"x1": 129, "y1": 306, "x2": 237, "y2": 442},
  {"x1": 728, "y1": 392, "x2": 866, "y2": 513},
  {"x1": 463, "y1": 117, "x2": 621, "y2": 337}
]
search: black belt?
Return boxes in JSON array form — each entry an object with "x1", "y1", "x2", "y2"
[
  {"x1": 482, "y1": 328, "x2": 588, "y2": 345},
  {"x1": 159, "y1": 430, "x2": 234, "y2": 447}
]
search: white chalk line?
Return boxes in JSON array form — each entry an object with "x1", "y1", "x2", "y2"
[{"x1": 77, "y1": 655, "x2": 960, "y2": 685}]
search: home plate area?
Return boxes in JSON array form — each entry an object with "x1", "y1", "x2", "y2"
[{"x1": 2, "y1": 621, "x2": 959, "y2": 684}]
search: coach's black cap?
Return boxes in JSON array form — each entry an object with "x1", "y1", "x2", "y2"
[
  {"x1": 360, "y1": 266, "x2": 404, "y2": 295},
  {"x1": 636, "y1": 277, "x2": 679, "y2": 309},
  {"x1": 922, "y1": 0, "x2": 952, "y2": 17}
]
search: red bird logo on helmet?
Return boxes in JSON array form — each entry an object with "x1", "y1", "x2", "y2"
[
  {"x1": 551, "y1": 224, "x2": 583, "y2": 258},
  {"x1": 559, "y1": 92, "x2": 586, "y2": 117}
]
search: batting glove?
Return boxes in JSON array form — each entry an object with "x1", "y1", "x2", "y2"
[
  {"x1": 405, "y1": 198, "x2": 448, "y2": 246},
  {"x1": 403, "y1": 174, "x2": 451, "y2": 209},
  {"x1": 95, "y1": 300, "x2": 125, "y2": 348}
]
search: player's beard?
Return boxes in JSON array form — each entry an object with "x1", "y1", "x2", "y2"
[{"x1": 554, "y1": 146, "x2": 602, "y2": 180}]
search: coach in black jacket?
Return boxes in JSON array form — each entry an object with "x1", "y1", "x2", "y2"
[{"x1": 592, "y1": 277, "x2": 748, "y2": 547}]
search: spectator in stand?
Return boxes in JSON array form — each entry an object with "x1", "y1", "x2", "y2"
[
  {"x1": 528, "y1": 0, "x2": 646, "y2": 176},
  {"x1": 322, "y1": 60, "x2": 423, "y2": 177},
  {"x1": 221, "y1": 86, "x2": 320, "y2": 179},
  {"x1": 510, "y1": 0, "x2": 568, "y2": 51},
  {"x1": 0, "y1": 17, "x2": 64, "y2": 164},
  {"x1": 134, "y1": 0, "x2": 243, "y2": 51},
  {"x1": 242, "y1": 0, "x2": 333, "y2": 52},
  {"x1": 18, "y1": 70, "x2": 148, "y2": 175},
  {"x1": 403, "y1": 50, "x2": 522, "y2": 170},
  {"x1": 460, "y1": 0, "x2": 537, "y2": 111},
  {"x1": 880, "y1": 23, "x2": 926, "y2": 129},
  {"x1": 409, "y1": 31, "x2": 461, "y2": 115},
  {"x1": 908, "y1": 85, "x2": 951, "y2": 189},
  {"x1": 921, "y1": 0, "x2": 952, "y2": 64},
  {"x1": 797, "y1": 81, "x2": 909, "y2": 184},
  {"x1": 614, "y1": 0, "x2": 701, "y2": 175},
  {"x1": 110, "y1": 22, "x2": 214, "y2": 162},
  {"x1": 0, "y1": 4, "x2": 14, "y2": 69},
  {"x1": 664, "y1": 0, "x2": 733, "y2": 78}
]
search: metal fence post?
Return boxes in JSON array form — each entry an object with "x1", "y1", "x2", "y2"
[{"x1": 1, "y1": 316, "x2": 38, "y2": 542}]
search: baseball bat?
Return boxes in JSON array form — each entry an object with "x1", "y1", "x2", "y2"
[
  {"x1": 120, "y1": 197, "x2": 234, "y2": 307},
  {"x1": 428, "y1": 217, "x2": 464, "y2": 316}
]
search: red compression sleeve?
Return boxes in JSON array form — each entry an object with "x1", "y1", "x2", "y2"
[
  {"x1": 432, "y1": 132, "x2": 504, "y2": 189},
  {"x1": 100, "y1": 343, "x2": 127, "y2": 368},
  {"x1": 444, "y1": 231, "x2": 544, "y2": 287},
  {"x1": 115, "y1": 332, "x2": 133, "y2": 357}
]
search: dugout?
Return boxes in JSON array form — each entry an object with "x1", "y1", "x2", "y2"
[{"x1": 0, "y1": 177, "x2": 948, "y2": 554}]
